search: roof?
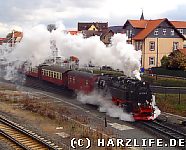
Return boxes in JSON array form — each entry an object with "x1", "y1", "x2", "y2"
[
  {"x1": 133, "y1": 19, "x2": 165, "y2": 40},
  {"x1": 171, "y1": 21, "x2": 186, "y2": 29},
  {"x1": 14, "y1": 32, "x2": 23, "y2": 38},
  {"x1": 100, "y1": 29, "x2": 114, "y2": 39},
  {"x1": 132, "y1": 18, "x2": 185, "y2": 40},
  {"x1": 179, "y1": 48, "x2": 186, "y2": 56},
  {"x1": 67, "y1": 31, "x2": 81, "y2": 35},
  {"x1": 109, "y1": 26, "x2": 124, "y2": 33},
  {"x1": 41, "y1": 65, "x2": 70, "y2": 73},
  {"x1": 78, "y1": 22, "x2": 108, "y2": 31},
  {"x1": 68, "y1": 70, "x2": 97, "y2": 78},
  {"x1": 127, "y1": 20, "x2": 148, "y2": 28},
  {"x1": 0, "y1": 38, "x2": 6, "y2": 40}
]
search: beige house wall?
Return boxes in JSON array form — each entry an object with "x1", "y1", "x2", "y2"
[{"x1": 142, "y1": 38, "x2": 183, "y2": 69}]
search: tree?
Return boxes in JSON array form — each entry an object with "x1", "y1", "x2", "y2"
[
  {"x1": 161, "y1": 50, "x2": 186, "y2": 70},
  {"x1": 161, "y1": 55, "x2": 169, "y2": 68}
]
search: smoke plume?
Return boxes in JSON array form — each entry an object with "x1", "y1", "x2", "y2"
[
  {"x1": 1, "y1": 23, "x2": 142, "y2": 81},
  {"x1": 77, "y1": 91, "x2": 134, "y2": 122}
]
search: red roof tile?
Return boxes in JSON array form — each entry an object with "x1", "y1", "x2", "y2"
[
  {"x1": 68, "y1": 31, "x2": 81, "y2": 35},
  {"x1": 171, "y1": 21, "x2": 186, "y2": 28},
  {"x1": 133, "y1": 19, "x2": 166, "y2": 40},
  {"x1": 128, "y1": 20, "x2": 148, "y2": 28}
]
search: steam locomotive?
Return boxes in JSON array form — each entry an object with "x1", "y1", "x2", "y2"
[{"x1": 25, "y1": 65, "x2": 156, "y2": 121}]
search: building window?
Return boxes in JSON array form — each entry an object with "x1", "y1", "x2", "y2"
[
  {"x1": 129, "y1": 30, "x2": 132, "y2": 37},
  {"x1": 173, "y1": 42, "x2": 179, "y2": 50},
  {"x1": 154, "y1": 29, "x2": 158, "y2": 35},
  {"x1": 139, "y1": 41, "x2": 142, "y2": 50},
  {"x1": 149, "y1": 42, "x2": 155, "y2": 51},
  {"x1": 178, "y1": 29, "x2": 184, "y2": 35},
  {"x1": 149, "y1": 57, "x2": 155, "y2": 66},
  {"x1": 171, "y1": 29, "x2": 174, "y2": 36},
  {"x1": 126, "y1": 30, "x2": 129, "y2": 37},
  {"x1": 163, "y1": 29, "x2": 166, "y2": 35}
]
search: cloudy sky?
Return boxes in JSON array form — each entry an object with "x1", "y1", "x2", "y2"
[{"x1": 1, "y1": 0, "x2": 186, "y2": 36}]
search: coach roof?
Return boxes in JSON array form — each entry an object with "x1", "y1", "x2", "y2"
[
  {"x1": 41, "y1": 65, "x2": 70, "y2": 73},
  {"x1": 68, "y1": 70, "x2": 98, "y2": 78}
]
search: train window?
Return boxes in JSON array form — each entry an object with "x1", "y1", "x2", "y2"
[
  {"x1": 50, "y1": 72, "x2": 53, "y2": 77},
  {"x1": 47, "y1": 70, "x2": 50, "y2": 76},
  {"x1": 57, "y1": 72, "x2": 59, "y2": 79},
  {"x1": 85, "y1": 80, "x2": 89, "y2": 85},
  {"x1": 60, "y1": 73, "x2": 62, "y2": 80},
  {"x1": 54, "y1": 72, "x2": 56, "y2": 78},
  {"x1": 73, "y1": 77, "x2": 75, "y2": 83}
]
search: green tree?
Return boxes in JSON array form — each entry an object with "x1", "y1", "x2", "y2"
[
  {"x1": 167, "y1": 50, "x2": 186, "y2": 70},
  {"x1": 161, "y1": 55, "x2": 169, "y2": 68}
]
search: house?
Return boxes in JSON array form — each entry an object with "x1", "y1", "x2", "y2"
[
  {"x1": 170, "y1": 21, "x2": 186, "y2": 47},
  {"x1": 78, "y1": 22, "x2": 108, "y2": 31},
  {"x1": 100, "y1": 29, "x2": 114, "y2": 45},
  {"x1": 5, "y1": 30, "x2": 23, "y2": 47},
  {"x1": 78, "y1": 22, "x2": 114, "y2": 45},
  {"x1": 109, "y1": 26, "x2": 124, "y2": 34},
  {"x1": 123, "y1": 15, "x2": 185, "y2": 69}
]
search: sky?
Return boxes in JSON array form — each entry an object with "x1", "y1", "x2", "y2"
[{"x1": 1, "y1": 0, "x2": 186, "y2": 36}]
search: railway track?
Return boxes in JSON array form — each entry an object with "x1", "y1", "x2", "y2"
[
  {"x1": 142, "y1": 121, "x2": 186, "y2": 140},
  {"x1": 0, "y1": 115, "x2": 63, "y2": 150}
]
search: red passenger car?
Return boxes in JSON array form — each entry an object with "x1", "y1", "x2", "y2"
[
  {"x1": 40, "y1": 65, "x2": 70, "y2": 86},
  {"x1": 67, "y1": 71, "x2": 98, "y2": 94},
  {"x1": 26, "y1": 67, "x2": 39, "y2": 78}
]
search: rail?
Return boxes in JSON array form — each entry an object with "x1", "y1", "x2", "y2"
[{"x1": 0, "y1": 115, "x2": 63, "y2": 150}]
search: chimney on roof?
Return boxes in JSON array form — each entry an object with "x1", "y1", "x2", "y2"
[{"x1": 140, "y1": 9, "x2": 144, "y2": 20}]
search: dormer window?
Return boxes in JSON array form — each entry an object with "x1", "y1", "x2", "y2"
[
  {"x1": 154, "y1": 29, "x2": 158, "y2": 35},
  {"x1": 163, "y1": 29, "x2": 166, "y2": 35},
  {"x1": 129, "y1": 30, "x2": 132, "y2": 37},
  {"x1": 178, "y1": 29, "x2": 183, "y2": 35},
  {"x1": 171, "y1": 29, "x2": 174, "y2": 36}
]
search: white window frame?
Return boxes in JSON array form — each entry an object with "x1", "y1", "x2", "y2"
[
  {"x1": 173, "y1": 42, "x2": 179, "y2": 51},
  {"x1": 126, "y1": 30, "x2": 129, "y2": 37},
  {"x1": 171, "y1": 29, "x2": 174, "y2": 36},
  {"x1": 163, "y1": 29, "x2": 166, "y2": 35},
  {"x1": 178, "y1": 29, "x2": 183, "y2": 35},
  {"x1": 149, "y1": 41, "x2": 155, "y2": 51},
  {"x1": 149, "y1": 57, "x2": 155, "y2": 66},
  {"x1": 129, "y1": 29, "x2": 132, "y2": 37},
  {"x1": 154, "y1": 29, "x2": 158, "y2": 35}
]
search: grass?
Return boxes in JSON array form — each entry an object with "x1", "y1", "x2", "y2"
[{"x1": 155, "y1": 93, "x2": 186, "y2": 116}]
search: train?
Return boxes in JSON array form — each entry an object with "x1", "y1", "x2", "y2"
[{"x1": 25, "y1": 65, "x2": 156, "y2": 121}]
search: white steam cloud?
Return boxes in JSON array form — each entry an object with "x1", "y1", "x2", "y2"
[
  {"x1": 52, "y1": 29, "x2": 142, "y2": 79},
  {"x1": 152, "y1": 95, "x2": 161, "y2": 120},
  {"x1": 77, "y1": 91, "x2": 134, "y2": 122},
  {"x1": 1, "y1": 23, "x2": 142, "y2": 80}
]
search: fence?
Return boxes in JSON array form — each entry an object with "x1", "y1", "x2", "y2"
[{"x1": 151, "y1": 85, "x2": 186, "y2": 105}]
